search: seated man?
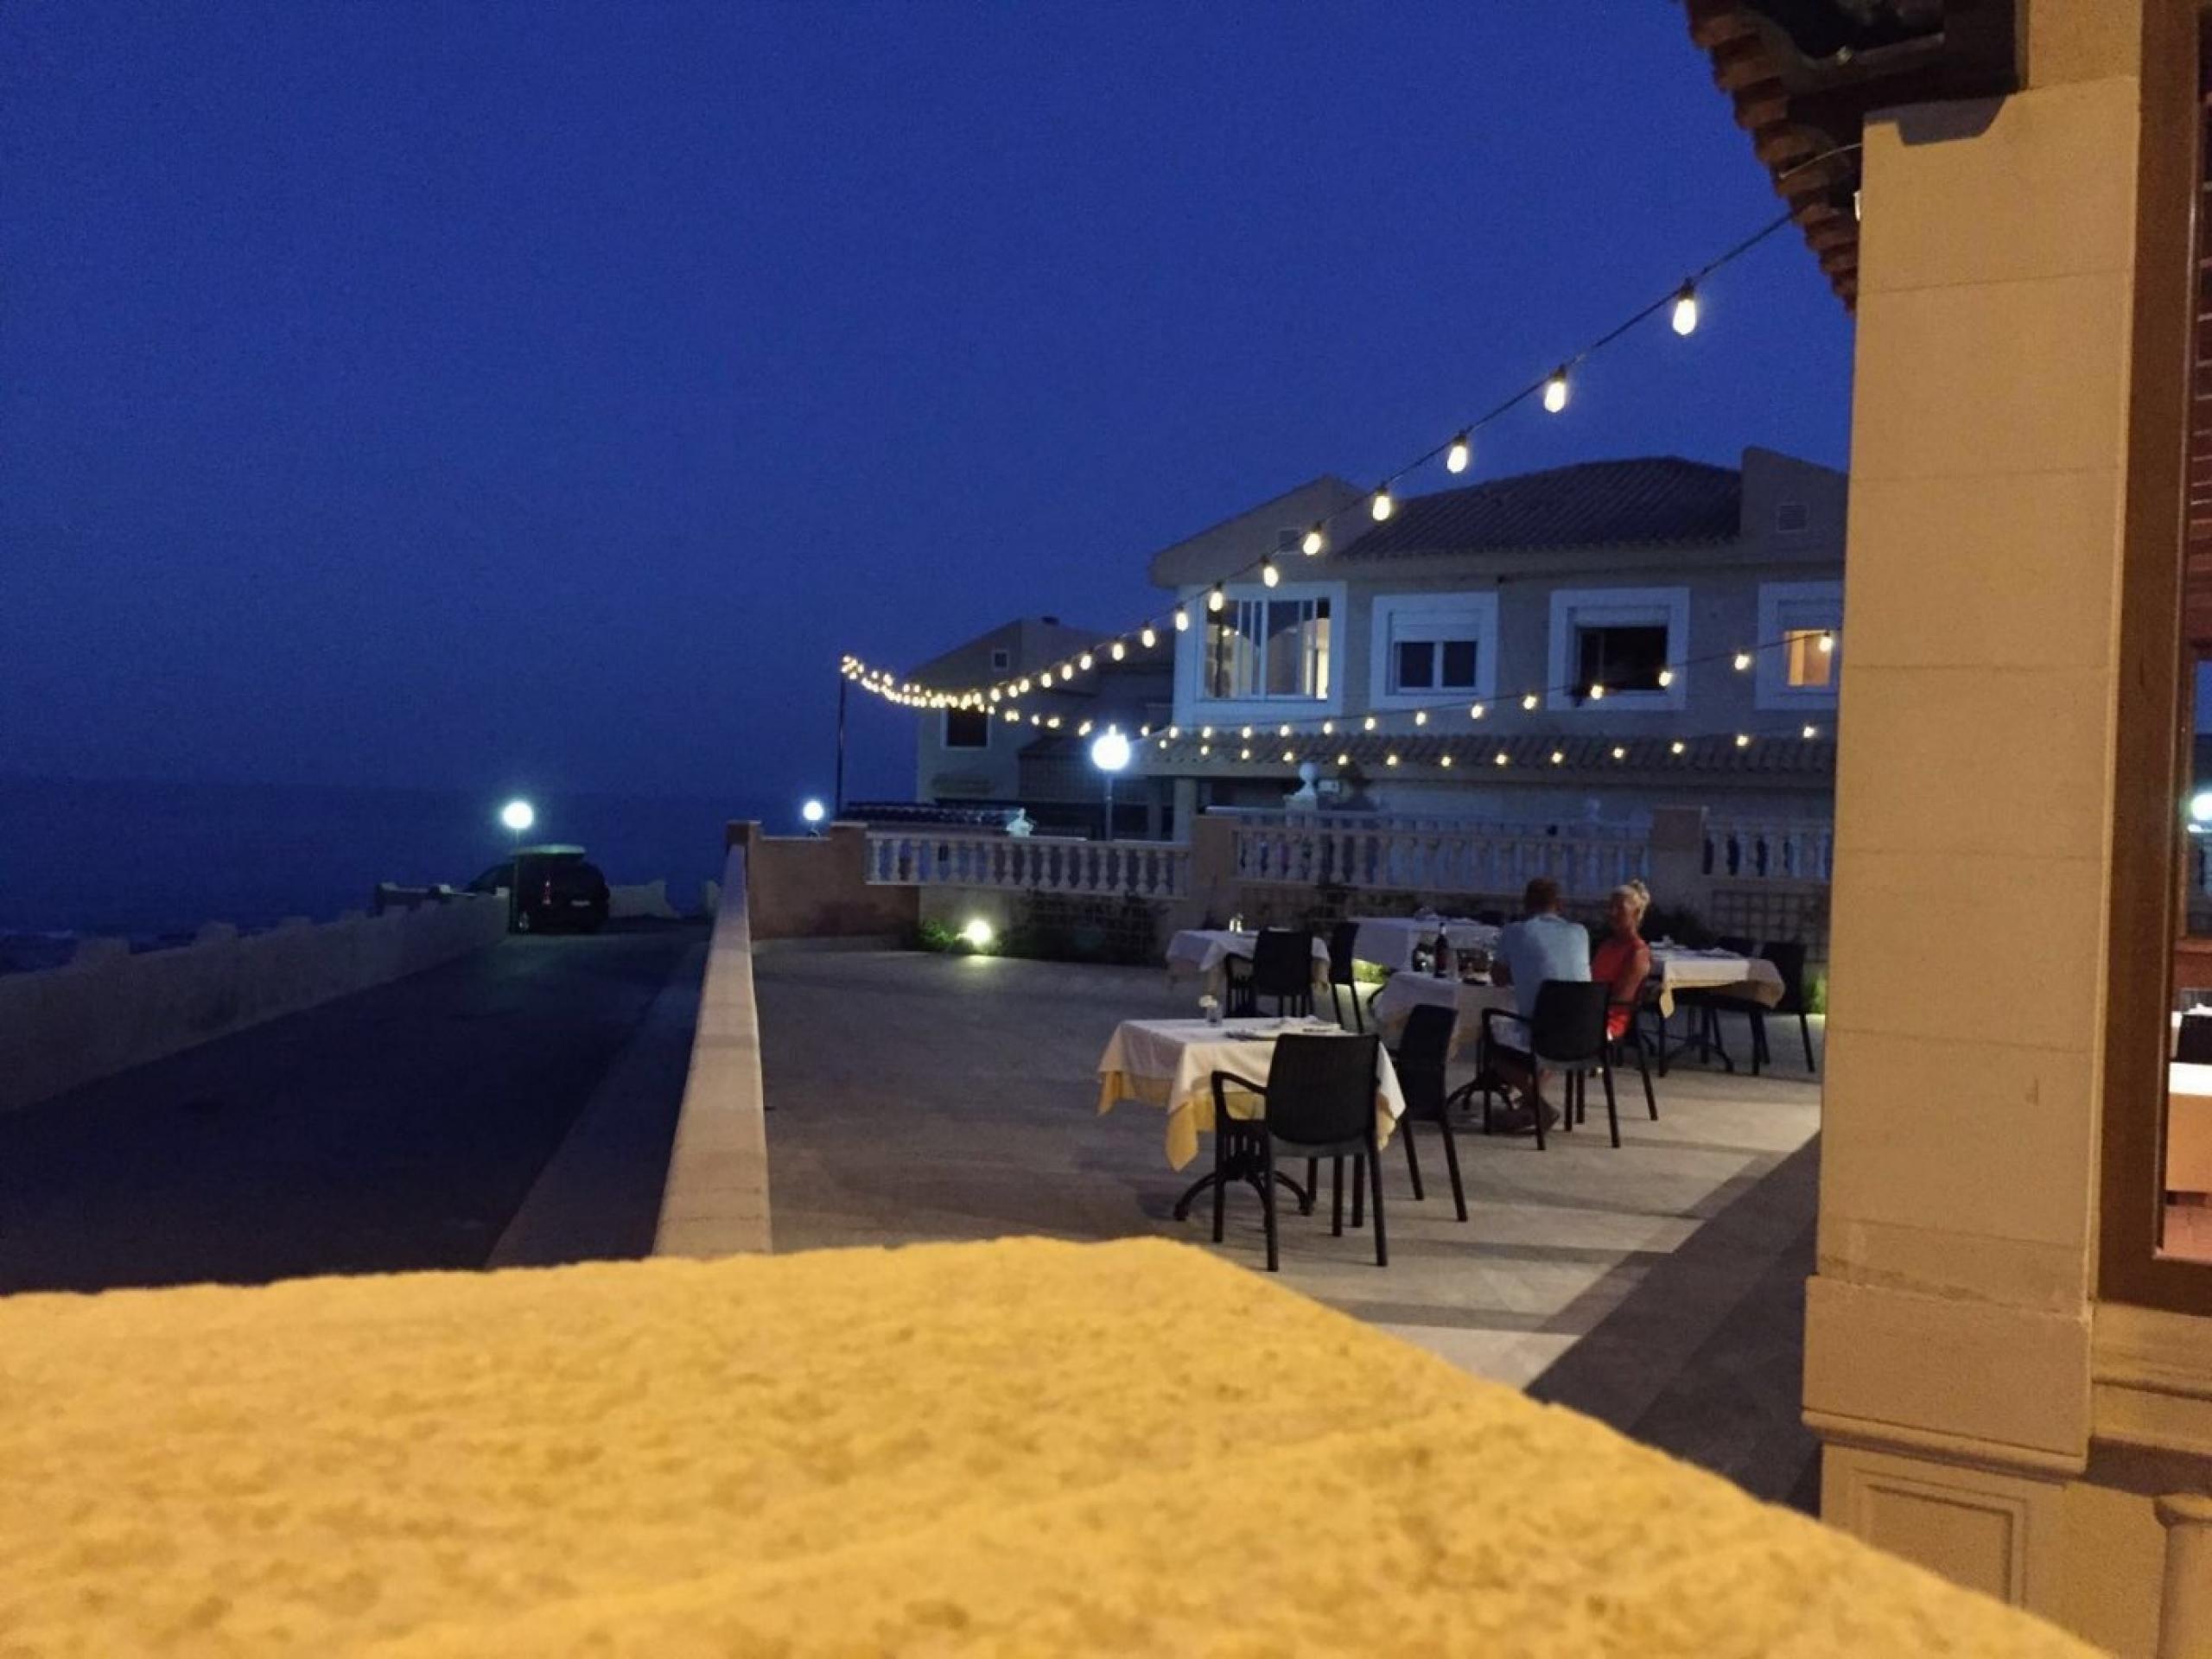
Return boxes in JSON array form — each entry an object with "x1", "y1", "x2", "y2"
[{"x1": 1482, "y1": 876, "x2": 1592, "y2": 1131}]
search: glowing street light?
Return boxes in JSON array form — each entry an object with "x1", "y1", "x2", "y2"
[
  {"x1": 1091, "y1": 728, "x2": 1133, "y2": 839},
  {"x1": 2190, "y1": 791, "x2": 2212, "y2": 825},
  {"x1": 499, "y1": 798, "x2": 535, "y2": 836},
  {"x1": 800, "y1": 798, "x2": 828, "y2": 832}
]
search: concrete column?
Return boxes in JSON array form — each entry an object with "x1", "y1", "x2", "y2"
[
  {"x1": 2156, "y1": 1493, "x2": 2212, "y2": 1659},
  {"x1": 1807, "y1": 0, "x2": 2202, "y2": 1630}
]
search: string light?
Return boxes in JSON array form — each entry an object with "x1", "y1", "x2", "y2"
[
  {"x1": 1671, "y1": 281, "x2": 1700, "y2": 337},
  {"x1": 1657, "y1": 667, "x2": 1675, "y2": 687},
  {"x1": 1240, "y1": 747, "x2": 1252, "y2": 760},
  {"x1": 1174, "y1": 607, "x2": 1190, "y2": 632},
  {"x1": 1240, "y1": 726, "x2": 1253, "y2": 739},
  {"x1": 1321, "y1": 720, "x2": 1335, "y2": 735},
  {"x1": 1671, "y1": 740, "x2": 1687, "y2": 754},
  {"x1": 1521, "y1": 693, "x2": 1539, "y2": 711},
  {"x1": 1260, "y1": 556, "x2": 1280, "y2": 588},
  {"x1": 1439, "y1": 753, "x2": 1452, "y2": 767},
  {"x1": 1363, "y1": 715, "x2": 1377, "y2": 732},
  {"x1": 1281, "y1": 748, "x2": 1294, "y2": 762},
  {"x1": 1141, "y1": 626, "x2": 1158, "y2": 648},
  {"x1": 1201, "y1": 726, "x2": 1213, "y2": 739},
  {"x1": 1336, "y1": 752, "x2": 1350, "y2": 766},
  {"x1": 1733, "y1": 652, "x2": 1753, "y2": 671},
  {"x1": 1208, "y1": 583, "x2": 1225, "y2": 613},
  {"x1": 1550, "y1": 750, "x2": 1565, "y2": 765},
  {"x1": 1542, "y1": 366, "x2": 1570, "y2": 414},
  {"x1": 1077, "y1": 652, "x2": 1093, "y2": 671},
  {"x1": 1371, "y1": 486, "x2": 1394, "y2": 522},
  {"x1": 1470, "y1": 702, "x2": 1485, "y2": 719},
  {"x1": 1589, "y1": 683, "x2": 1606, "y2": 701},
  {"x1": 1735, "y1": 733, "x2": 1751, "y2": 747},
  {"x1": 1039, "y1": 670, "x2": 1054, "y2": 687},
  {"x1": 1302, "y1": 523, "x2": 1325, "y2": 556},
  {"x1": 1819, "y1": 630, "x2": 1835, "y2": 653},
  {"x1": 1077, "y1": 720, "x2": 1093, "y2": 735},
  {"x1": 1167, "y1": 725, "x2": 1179, "y2": 739},
  {"x1": 1386, "y1": 753, "x2": 1400, "y2": 766},
  {"x1": 1446, "y1": 432, "x2": 1471, "y2": 474},
  {"x1": 1413, "y1": 709, "x2": 1427, "y2": 726},
  {"x1": 1198, "y1": 743, "x2": 1210, "y2": 755},
  {"x1": 1802, "y1": 723, "x2": 1818, "y2": 739},
  {"x1": 1494, "y1": 752, "x2": 1508, "y2": 766},
  {"x1": 1611, "y1": 745, "x2": 1627, "y2": 760}
]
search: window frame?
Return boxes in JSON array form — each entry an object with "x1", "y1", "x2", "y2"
[
  {"x1": 1543, "y1": 587, "x2": 1690, "y2": 714},
  {"x1": 1178, "y1": 578, "x2": 1344, "y2": 723},
  {"x1": 1756, "y1": 580, "x2": 1844, "y2": 711},
  {"x1": 940, "y1": 708, "x2": 991, "y2": 752},
  {"x1": 1368, "y1": 593, "x2": 1499, "y2": 711}
]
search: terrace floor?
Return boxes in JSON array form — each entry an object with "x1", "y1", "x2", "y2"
[{"x1": 756, "y1": 946, "x2": 1825, "y2": 1507}]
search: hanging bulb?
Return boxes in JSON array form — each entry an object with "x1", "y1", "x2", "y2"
[
  {"x1": 1260, "y1": 557, "x2": 1280, "y2": 589},
  {"x1": 1301, "y1": 523, "x2": 1325, "y2": 556},
  {"x1": 1166, "y1": 725, "x2": 1179, "y2": 739},
  {"x1": 1141, "y1": 626, "x2": 1158, "y2": 648},
  {"x1": 1733, "y1": 651, "x2": 1753, "y2": 671},
  {"x1": 1336, "y1": 751, "x2": 1350, "y2": 766},
  {"x1": 1201, "y1": 726, "x2": 1213, "y2": 739},
  {"x1": 1207, "y1": 583, "x2": 1225, "y2": 613},
  {"x1": 1819, "y1": 630, "x2": 1835, "y2": 654},
  {"x1": 1077, "y1": 653, "x2": 1092, "y2": 671},
  {"x1": 1110, "y1": 641, "x2": 1125, "y2": 662},
  {"x1": 1281, "y1": 749, "x2": 1294, "y2": 763},
  {"x1": 1370, "y1": 486, "x2": 1395, "y2": 522},
  {"x1": 1550, "y1": 750, "x2": 1565, "y2": 766},
  {"x1": 1588, "y1": 683, "x2": 1606, "y2": 701},
  {"x1": 1240, "y1": 726, "x2": 1253, "y2": 740},
  {"x1": 1277, "y1": 723, "x2": 1291, "y2": 737},
  {"x1": 1386, "y1": 753, "x2": 1400, "y2": 767},
  {"x1": 1670, "y1": 281, "x2": 1700, "y2": 337},
  {"x1": 1413, "y1": 709, "x2": 1427, "y2": 726},
  {"x1": 1543, "y1": 366, "x2": 1570, "y2": 413},
  {"x1": 1802, "y1": 723, "x2": 1819, "y2": 740},
  {"x1": 1173, "y1": 607, "x2": 1190, "y2": 633},
  {"x1": 1321, "y1": 720, "x2": 1334, "y2": 735},
  {"x1": 1445, "y1": 431, "x2": 1471, "y2": 474},
  {"x1": 1439, "y1": 753, "x2": 1452, "y2": 768},
  {"x1": 1611, "y1": 745, "x2": 1627, "y2": 760},
  {"x1": 1469, "y1": 702, "x2": 1485, "y2": 720},
  {"x1": 1656, "y1": 668, "x2": 1675, "y2": 688},
  {"x1": 1198, "y1": 743, "x2": 1210, "y2": 756},
  {"x1": 1240, "y1": 747, "x2": 1252, "y2": 760},
  {"x1": 1494, "y1": 752, "x2": 1509, "y2": 766},
  {"x1": 1521, "y1": 692, "x2": 1539, "y2": 711},
  {"x1": 1077, "y1": 720, "x2": 1093, "y2": 736},
  {"x1": 1039, "y1": 671, "x2": 1054, "y2": 688},
  {"x1": 1670, "y1": 740, "x2": 1687, "y2": 755},
  {"x1": 1363, "y1": 715, "x2": 1377, "y2": 732},
  {"x1": 1735, "y1": 733, "x2": 1752, "y2": 748}
]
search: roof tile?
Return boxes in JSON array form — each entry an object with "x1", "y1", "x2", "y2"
[{"x1": 1338, "y1": 457, "x2": 1741, "y2": 560}]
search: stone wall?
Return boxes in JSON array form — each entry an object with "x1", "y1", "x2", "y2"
[
  {"x1": 0, "y1": 894, "x2": 510, "y2": 1112},
  {"x1": 727, "y1": 821, "x2": 918, "y2": 942}
]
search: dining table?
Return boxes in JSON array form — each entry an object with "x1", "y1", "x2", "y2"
[
  {"x1": 1369, "y1": 974, "x2": 1518, "y2": 1059},
  {"x1": 1163, "y1": 928, "x2": 1333, "y2": 1001},
  {"x1": 1096, "y1": 1015, "x2": 1407, "y2": 1173},
  {"x1": 1347, "y1": 916, "x2": 1501, "y2": 974}
]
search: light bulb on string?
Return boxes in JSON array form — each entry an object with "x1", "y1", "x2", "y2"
[
  {"x1": 1469, "y1": 702, "x2": 1485, "y2": 720},
  {"x1": 1670, "y1": 740, "x2": 1687, "y2": 755},
  {"x1": 1240, "y1": 726, "x2": 1253, "y2": 740},
  {"x1": 1439, "y1": 753, "x2": 1452, "y2": 768},
  {"x1": 1735, "y1": 733, "x2": 1751, "y2": 748},
  {"x1": 1039, "y1": 671, "x2": 1053, "y2": 687},
  {"x1": 1336, "y1": 753, "x2": 1349, "y2": 766},
  {"x1": 1207, "y1": 584, "x2": 1225, "y2": 613},
  {"x1": 1260, "y1": 557, "x2": 1280, "y2": 588},
  {"x1": 1819, "y1": 630, "x2": 1835, "y2": 654},
  {"x1": 1110, "y1": 641, "x2": 1125, "y2": 661},
  {"x1": 1494, "y1": 752, "x2": 1509, "y2": 766},
  {"x1": 1588, "y1": 683, "x2": 1605, "y2": 701},
  {"x1": 1413, "y1": 709, "x2": 1427, "y2": 726},
  {"x1": 1363, "y1": 715, "x2": 1377, "y2": 732},
  {"x1": 1141, "y1": 626, "x2": 1158, "y2": 648},
  {"x1": 1670, "y1": 281, "x2": 1699, "y2": 337},
  {"x1": 1281, "y1": 749, "x2": 1294, "y2": 763},
  {"x1": 1542, "y1": 366, "x2": 1570, "y2": 414},
  {"x1": 1657, "y1": 668, "x2": 1675, "y2": 688},
  {"x1": 1550, "y1": 750, "x2": 1565, "y2": 766},
  {"x1": 1201, "y1": 726, "x2": 1213, "y2": 739},
  {"x1": 1321, "y1": 720, "x2": 1334, "y2": 735},
  {"x1": 1386, "y1": 753, "x2": 1399, "y2": 767},
  {"x1": 1077, "y1": 653, "x2": 1092, "y2": 671},
  {"x1": 1240, "y1": 747, "x2": 1251, "y2": 760},
  {"x1": 1446, "y1": 432, "x2": 1471, "y2": 474},
  {"x1": 1173, "y1": 607, "x2": 1189, "y2": 632},
  {"x1": 1167, "y1": 726, "x2": 1179, "y2": 739},
  {"x1": 1277, "y1": 724, "x2": 1291, "y2": 737},
  {"x1": 1521, "y1": 692, "x2": 1539, "y2": 711},
  {"x1": 1370, "y1": 487, "x2": 1394, "y2": 522},
  {"x1": 1611, "y1": 746, "x2": 1627, "y2": 760},
  {"x1": 1802, "y1": 723, "x2": 1819, "y2": 740},
  {"x1": 1301, "y1": 523, "x2": 1325, "y2": 556},
  {"x1": 1732, "y1": 652, "x2": 1753, "y2": 671}
]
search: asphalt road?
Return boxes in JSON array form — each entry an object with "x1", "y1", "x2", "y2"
[{"x1": 0, "y1": 923, "x2": 706, "y2": 1294}]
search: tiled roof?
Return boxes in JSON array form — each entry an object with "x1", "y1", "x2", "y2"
[
  {"x1": 1136, "y1": 731, "x2": 1835, "y2": 779},
  {"x1": 1334, "y1": 458, "x2": 1742, "y2": 560}
]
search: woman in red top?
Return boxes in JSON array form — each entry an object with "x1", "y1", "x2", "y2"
[{"x1": 1592, "y1": 880, "x2": 1653, "y2": 1041}]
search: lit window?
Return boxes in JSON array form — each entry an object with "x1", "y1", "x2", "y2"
[
  {"x1": 1783, "y1": 628, "x2": 1835, "y2": 689},
  {"x1": 1573, "y1": 625, "x2": 1669, "y2": 700},
  {"x1": 1205, "y1": 597, "x2": 1331, "y2": 701}
]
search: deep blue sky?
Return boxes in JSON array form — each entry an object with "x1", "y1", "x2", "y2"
[{"x1": 1, "y1": 2, "x2": 1853, "y2": 809}]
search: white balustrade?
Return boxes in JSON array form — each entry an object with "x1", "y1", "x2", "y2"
[
  {"x1": 864, "y1": 831, "x2": 1190, "y2": 899},
  {"x1": 1704, "y1": 820, "x2": 1834, "y2": 882},
  {"x1": 1229, "y1": 813, "x2": 1649, "y2": 899}
]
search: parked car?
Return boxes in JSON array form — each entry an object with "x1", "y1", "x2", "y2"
[{"x1": 465, "y1": 845, "x2": 609, "y2": 933}]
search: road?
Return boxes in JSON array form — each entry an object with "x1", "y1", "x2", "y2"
[{"x1": 0, "y1": 924, "x2": 706, "y2": 1294}]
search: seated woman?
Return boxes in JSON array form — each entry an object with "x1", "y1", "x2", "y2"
[{"x1": 1592, "y1": 880, "x2": 1654, "y2": 1043}]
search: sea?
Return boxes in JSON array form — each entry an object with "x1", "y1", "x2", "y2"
[{"x1": 0, "y1": 776, "x2": 771, "y2": 957}]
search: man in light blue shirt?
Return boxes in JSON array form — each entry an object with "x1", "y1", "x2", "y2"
[
  {"x1": 1484, "y1": 877, "x2": 1590, "y2": 1134},
  {"x1": 1493, "y1": 877, "x2": 1591, "y2": 1020}
]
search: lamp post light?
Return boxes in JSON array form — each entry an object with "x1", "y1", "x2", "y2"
[
  {"x1": 1090, "y1": 728, "x2": 1132, "y2": 841},
  {"x1": 499, "y1": 798, "x2": 535, "y2": 848},
  {"x1": 497, "y1": 799, "x2": 536, "y2": 931},
  {"x1": 800, "y1": 798, "x2": 828, "y2": 836}
]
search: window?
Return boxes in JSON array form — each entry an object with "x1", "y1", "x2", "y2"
[
  {"x1": 943, "y1": 709, "x2": 989, "y2": 749},
  {"x1": 1370, "y1": 594, "x2": 1497, "y2": 709},
  {"x1": 1756, "y1": 581, "x2": 1843, "y2": 709},
  {"x1": 989, "y1": 647, "x2": 1011, "y2": 671},
  {"x1": 1544, "y1": 588, "x2": 1690, "y2": 711},
  {"x1": 1776, "y1": 500, "x2": 1811, "y2": 534},
  {"x1": 1573, "y1": 625, "x2": 1669, "y2": 700},
  {"x1": 1205, "y1": 595, "x2": 1330, "y2": 700}
]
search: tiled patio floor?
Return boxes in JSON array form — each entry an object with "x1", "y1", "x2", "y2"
[{"x1": 756, "y1": 946, "x2": 1823, "y2": 1504}]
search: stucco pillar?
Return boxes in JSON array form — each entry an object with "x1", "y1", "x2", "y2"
[
  {"x1": 1807, "y1": 0, "x2": 2199, "y2": 1631},
  {"x1": 2156, "y1": 1493, "x2": 2212, "y2": 1659}
]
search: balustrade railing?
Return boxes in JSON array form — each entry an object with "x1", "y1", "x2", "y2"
[
  {"x1": 863, "y1": 831, "x2": 1190, "y2": 899},
  {"x1": 1229, "y1": 815, "x2": 1649, "y2": 898},
  {"x1": 1704, "y1": 820, "x2": 1834, "y2": 882}
]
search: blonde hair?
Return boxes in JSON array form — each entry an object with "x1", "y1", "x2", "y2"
[{"x1": 1611, "y1": 880, "x2": 1651, "y2": 922}]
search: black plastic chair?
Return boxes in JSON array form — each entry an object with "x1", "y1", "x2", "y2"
[
  {"x1": 1326, "y1": 921, "x2": 1371, "y2": 1031},
  {"x1": 1227, "y1": 927, "x2": 1314, "y2": 1019},
  {"x1": 1609, "y1": 993, "x2": 1661, "y2": 1122},
  {"x1": 1389, "y1": 1004, "x2": 1468, "y2": 1221},
  {"x1": 1480, "y1": 980, "x2": 1618, "y2": 1150},
  {"x1": 1705, "y1": 940, "x2": 1815, "y2": 1075},
  {"x1": 1209, "y1": 1033, "x2": 1386, "y2": 1270}
]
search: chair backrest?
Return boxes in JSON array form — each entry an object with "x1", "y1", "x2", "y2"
[
  {"x1": 1392, "y1": 1005, "x2": 1455, "y2": 1119},
  {"x1": 1327, "y1": 921, "x2": 1360, "y2": 985},
  {"x1": 1528, "y1": 980, "x2": 1611, "y2": 1066},
  {"x1": 2179, "y1": 1015, "x2": 2212, "y2": 1065},
  {"x1": 1251, "y1": 927, "x2": 1314, "y2": 995},
  {"x1": 1762, "y1": 940, "x2": 1809, "y2": 1012},
  {"x1": 1263, "y1": 1033, "x2": 1380, "y2": 1146}
]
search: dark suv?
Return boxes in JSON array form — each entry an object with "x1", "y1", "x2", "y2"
[{"x1": 466, "y1": 845, "x2": 610, "y2": 933}]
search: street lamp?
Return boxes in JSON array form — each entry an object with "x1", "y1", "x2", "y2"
[
  {"x1": 1090, "y1": 729, "x2": 1132, "y2": 840},
  {"x1": 499, "y1": 798, "x2": 535, "y2": 846},
  {"x1": 800, "y1": 798, "x2": 828, "y2": 834}
]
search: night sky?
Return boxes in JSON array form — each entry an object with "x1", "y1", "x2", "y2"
[{"x1": 2, "y1": 3, "x2": 1853, "y2": 810}]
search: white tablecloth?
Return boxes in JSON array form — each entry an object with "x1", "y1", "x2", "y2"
[
  {"x1": 1347, "y1": 917, "x2": 1501, "y2": 974},
  {"x1": 1368, "y1": 975, "x2": 1516, "y2": 1059},
  {"x1": 1647, "y1": 947, "x2": 1786, "y2": 1016},
  {"x1": 1096, "y1": 1017, "x2": 1406, "y2": 1170},
  {"x1": 1163, "y1": 930, "x2": 1332, "y2": 1001}
]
